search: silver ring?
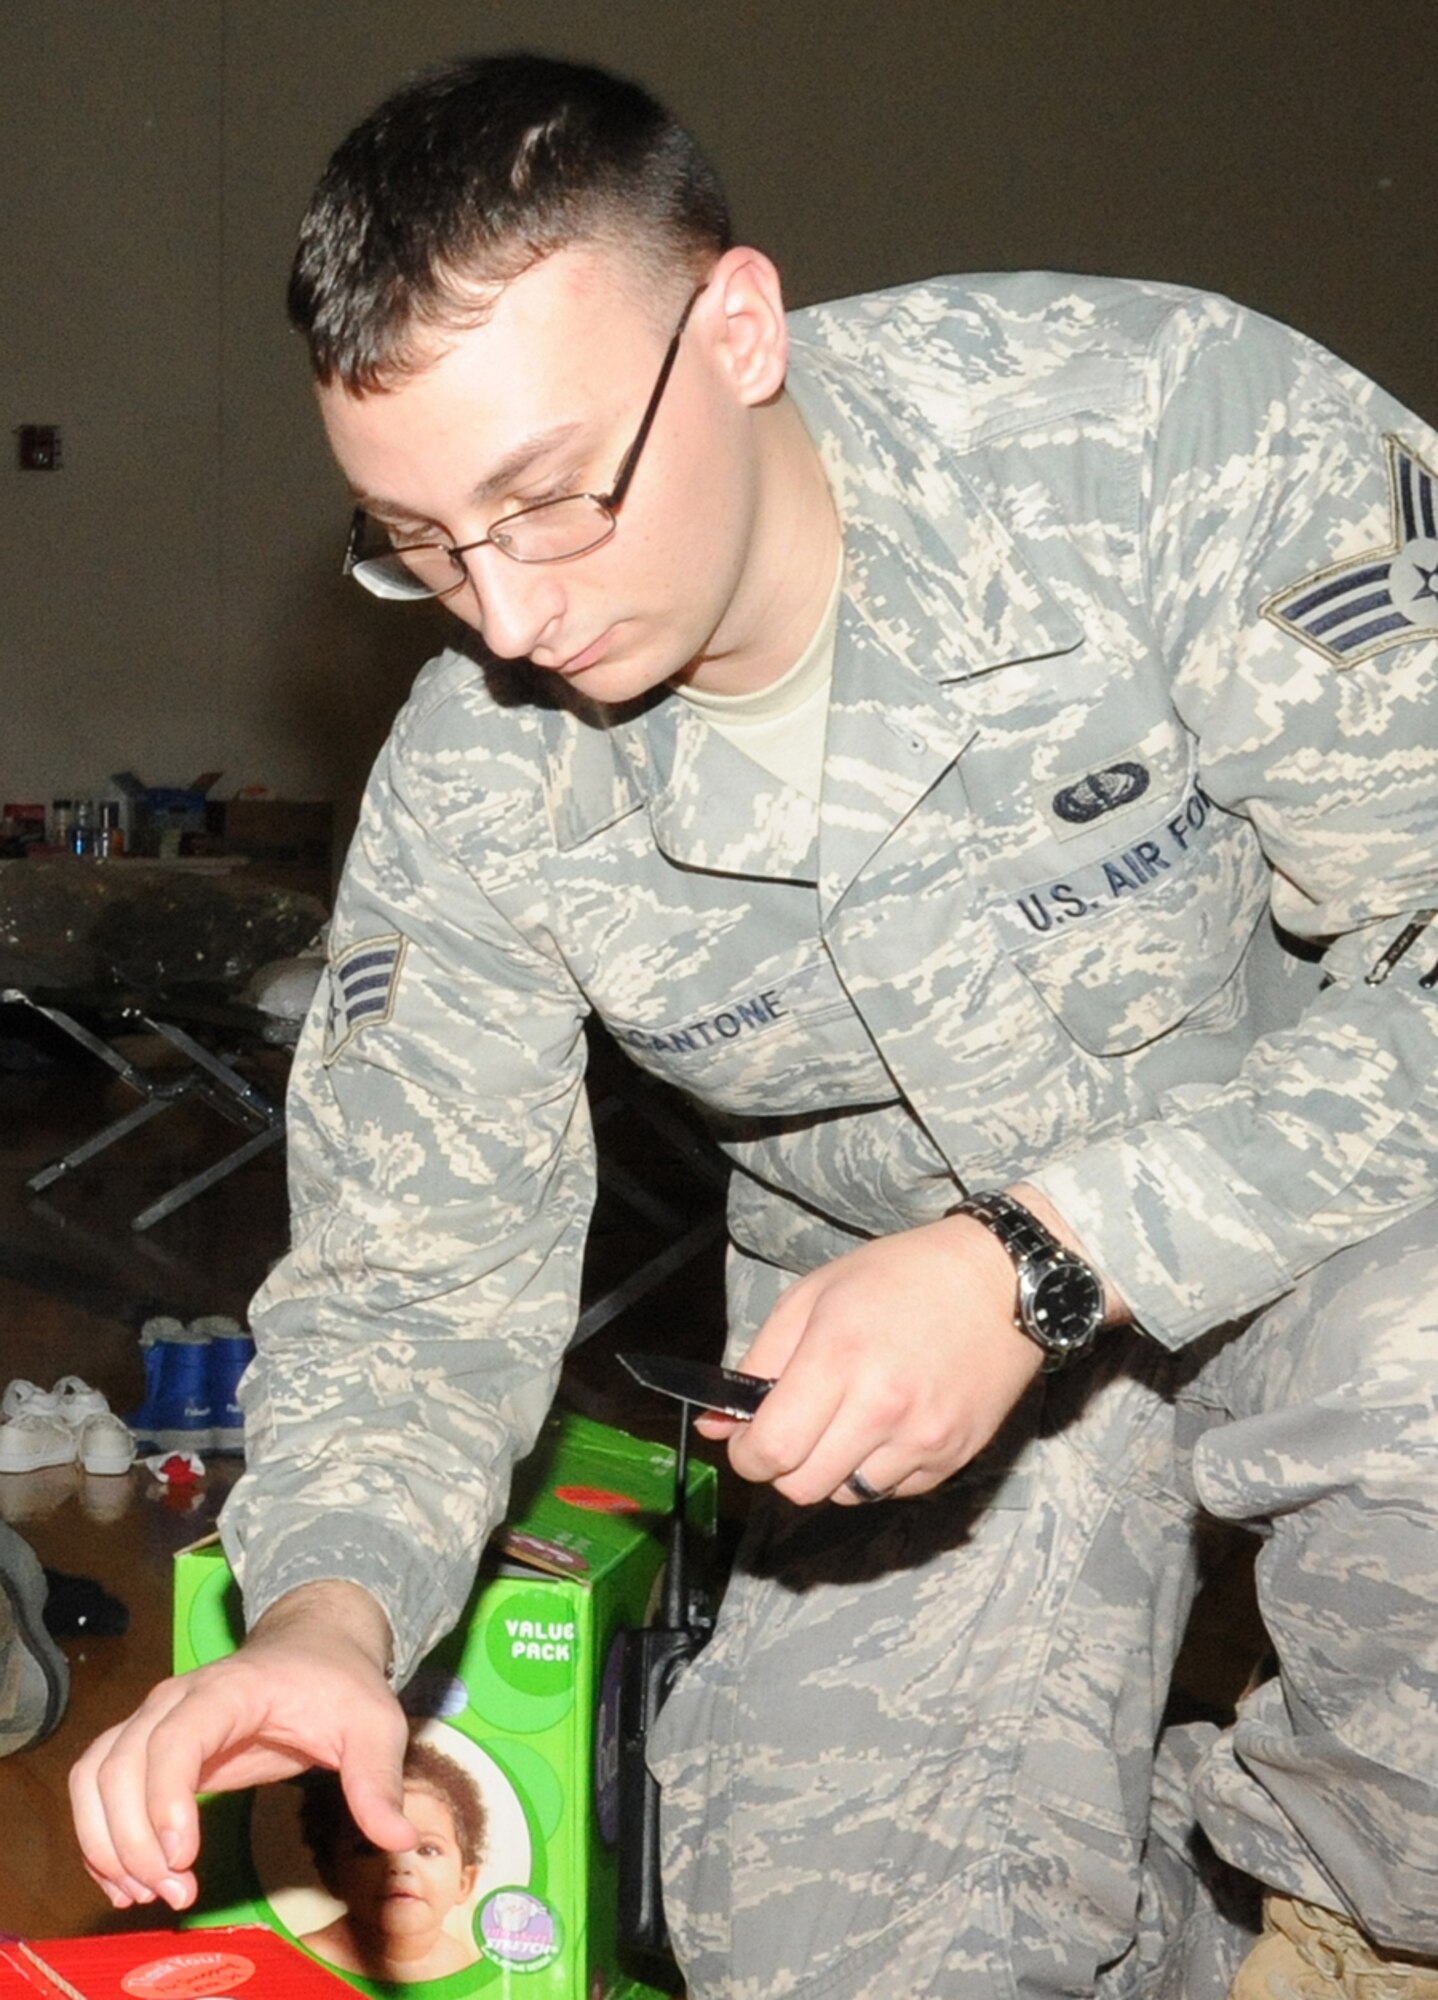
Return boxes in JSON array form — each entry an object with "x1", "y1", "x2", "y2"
[{"x1": 844, "y1": 1469, "x2": 893, "y2": 1504}]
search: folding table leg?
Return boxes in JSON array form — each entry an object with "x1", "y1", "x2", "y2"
[
  {"x1": 10, "y1": 992, "x2": 199, "y2": 1193},
  {"x1": 131, "y1": 1122, "x2": 285, "y2": 1232},
  {"x1": 26, "y1": 1092, "x2": 182, "y2": 1193},
  {"x1": 141, "y1": 1017, "x2": 281, "y2": 1127},
  {"x1": 575, "y1": 1213, "x2": 726, "y2": 1344},
  {"x1": 8, "y1": 990, "x2": 287, "y2": 1230}
]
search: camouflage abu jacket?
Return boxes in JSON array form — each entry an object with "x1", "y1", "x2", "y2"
[{"x1": 225, "y1": 274, "x2": 1438, "y2": 1679}]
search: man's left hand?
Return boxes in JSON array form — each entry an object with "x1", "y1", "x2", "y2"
[
  {"x1": 694, "y1": 1208, "x2": 1049, "y2": 1504},
  {"x1": 696, "y1": 1184, "x2": 1128, "y2": 1504}
]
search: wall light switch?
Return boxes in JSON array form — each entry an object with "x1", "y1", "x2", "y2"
[{"x1": 17, "y1": 424, "x2": 61, "y2": 470}]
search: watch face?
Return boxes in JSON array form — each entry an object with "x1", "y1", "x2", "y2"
[{"x1": 1024, "y1": 1259, "x2": 1105, "y2": 1354}]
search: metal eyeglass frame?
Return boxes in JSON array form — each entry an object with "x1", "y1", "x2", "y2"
[{"x1": 343, "y1": 282, "x2": 707, "y2": 602}]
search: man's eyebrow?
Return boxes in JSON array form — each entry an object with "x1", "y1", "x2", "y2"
[
  {"x1": 350, "y1": 420, "x2": 589, "y2": 529},
  {"x1": 349, "y1": 492, "x2": 437, "y2": 532},
  {"x1": 470, "y1": 420, "x2": 586, "y2": 503}
]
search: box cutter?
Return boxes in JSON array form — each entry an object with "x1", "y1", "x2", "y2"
[{"x1": 618, "y1": 1352, "x2": 775, "y2": 1419}]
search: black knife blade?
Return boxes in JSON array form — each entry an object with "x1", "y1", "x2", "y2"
[{"x1": 618, "y1": 1352, "x2": 775, "y2": 1419}]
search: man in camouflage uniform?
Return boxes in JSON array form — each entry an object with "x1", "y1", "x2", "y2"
[{"x1": 71, "y1": 54, "x2": 1438, "y2": 1999}]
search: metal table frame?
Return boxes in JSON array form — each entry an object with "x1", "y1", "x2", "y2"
[{"x1": 7, "y1": 988, "x2": 286, "y2": 1231}]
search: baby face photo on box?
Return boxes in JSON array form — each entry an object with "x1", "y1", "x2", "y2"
[{"x1": 246, "y1": 1721, "x2": 533, "y2": 1987}]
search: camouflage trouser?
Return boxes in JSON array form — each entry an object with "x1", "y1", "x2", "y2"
[
  {"x1": 647, "y1": 1205, "x2": 1438, "y2": 1999},
  {"x1": 1186, "y1": 1204, "x2": 1438, "y2": 1960}
]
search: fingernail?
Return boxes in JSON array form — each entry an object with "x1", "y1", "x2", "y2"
[
  {"x1": 160, "y1": 1826, "x2": 182, "y2": 1864},
  {"x1": 158, "y1": 1875, "x2": 189, "y2": 1909}
]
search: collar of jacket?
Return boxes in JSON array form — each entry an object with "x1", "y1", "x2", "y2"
[{"x1": 546, "y1": 337, "x2": 1083, "y2": 909}]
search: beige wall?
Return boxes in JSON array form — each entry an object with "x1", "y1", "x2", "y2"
[{"x1": 3, "y1": 0, "x2": 1433, "y2": 846}]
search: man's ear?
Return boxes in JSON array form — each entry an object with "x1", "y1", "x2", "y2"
[{"x1": 703, "y1": 245, "x2": 789, "y2": 407}]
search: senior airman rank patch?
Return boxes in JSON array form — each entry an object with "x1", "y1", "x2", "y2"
[
  {"x1": 322, "y1": 932, "x2": 407, "y2": 1064},
  {"x1": 1263, "y1": 435, "x2": 1438, "y2": 666}
]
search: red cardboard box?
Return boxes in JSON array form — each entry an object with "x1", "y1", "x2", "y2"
[{"x1": 0, "y1": 1928, "x2": 351, "y2": 1999}]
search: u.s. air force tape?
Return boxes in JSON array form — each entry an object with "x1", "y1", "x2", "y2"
[{"x1": 992, "y1": 779, "x2": 1219, "y2": 947}]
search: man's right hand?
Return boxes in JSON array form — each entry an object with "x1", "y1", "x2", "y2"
[{"x1": 69, "y1": 1579, "x2": 417, "y2": 1911}]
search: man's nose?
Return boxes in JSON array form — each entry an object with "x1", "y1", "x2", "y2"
[{"x1": 460, "y1": 546, "x2": 564, "y2": 660}]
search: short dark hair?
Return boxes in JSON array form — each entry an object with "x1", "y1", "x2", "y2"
[
  {"x1": 300, "y1": 1739, "x2": 489, "y2": 1885},
  {"x1": 289, "y1": 51, "x2": 733, "y2": 392}
]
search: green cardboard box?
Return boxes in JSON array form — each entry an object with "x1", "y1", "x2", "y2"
[{"x1": 174, "y1": 1411, "x2": 715, "y2": 2000}]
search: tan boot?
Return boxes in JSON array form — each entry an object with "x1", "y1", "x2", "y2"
[{"x1": 1231, "y1": 1896, "x2": 1438, "y2": 2000}]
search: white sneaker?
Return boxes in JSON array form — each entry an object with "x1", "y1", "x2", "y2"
[
  {"x1": 53, "y1": 1376, "x2": 111, "y2": 1429},
  {"x1": 1, "y1": 1376, "x2": 110, "y2": 1429},
  {"x1": 76, "y1": 1412, "x2": 135, "y2": 1477},
  {"x1": 0, "y1": 1413, "x2": 77, "y2": 1473},
  {"x1": 1, "y1": 1380, "x2": 55, "y2": 1422}
]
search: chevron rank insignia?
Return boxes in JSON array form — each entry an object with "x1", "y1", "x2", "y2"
[
  {"x1": 322, "y1": 932, "x2": 407, "y2": 1062},
  {"x1": 1262, "y1": 435, "x2": 1438, "y2": 666}
]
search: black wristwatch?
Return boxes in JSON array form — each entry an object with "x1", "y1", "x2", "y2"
[{"x1": 947, "y1": 1189, "x2": 1105, "y2": 1370}]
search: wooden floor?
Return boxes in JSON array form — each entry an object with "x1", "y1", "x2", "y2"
[{"x1": 0, "y1": 1002, "x2": 728, "y2": 1938}]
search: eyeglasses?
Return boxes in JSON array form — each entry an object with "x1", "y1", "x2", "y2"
[{"x1": 343, "y1": 284, "x2": 705, "y2": 603}]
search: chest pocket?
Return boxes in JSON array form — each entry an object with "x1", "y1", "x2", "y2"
[
  {"x1": 991, "y1": 779, "x2": 1271, "y2": 1055},
  {"x1": 598, "y1": 950, "x2": 898, "y2": 1116}
]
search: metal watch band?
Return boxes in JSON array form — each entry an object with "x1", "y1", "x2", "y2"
[
  {"x1": 950, "y1": 1189, "x2": 1058, "y2": 1264},
  {"x1": 946, "y1": 1188, "x2": 1106, "y2": 1368}
]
